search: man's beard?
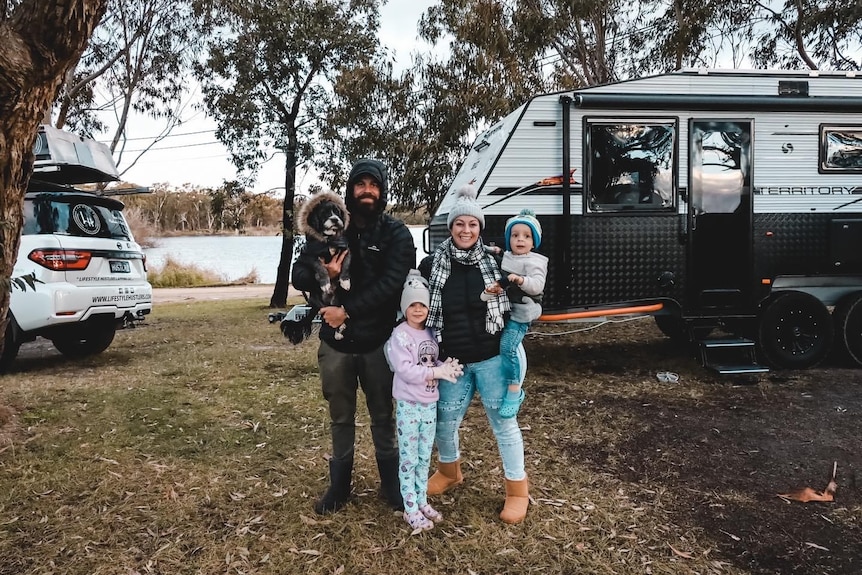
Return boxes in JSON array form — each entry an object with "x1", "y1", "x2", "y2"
[{"x1": 353, "y1": 196, "x2": 378, "y2": 218}]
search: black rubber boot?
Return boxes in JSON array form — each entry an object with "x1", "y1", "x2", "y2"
[
  {"x1": 313, "y1": 456, "x2": 353, "y2": 514},
  {"x1": 376, "y1": 456, "x2": 404, "y2": 511}
]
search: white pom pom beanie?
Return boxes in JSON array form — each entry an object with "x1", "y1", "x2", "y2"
[{"x1": 446, "y1": 184, "x2": 485, "y2": 229}]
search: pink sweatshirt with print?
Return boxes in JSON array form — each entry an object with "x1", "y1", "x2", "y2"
[{"x1": 384, "y1": 322, "x2": 441, "y2": 404}]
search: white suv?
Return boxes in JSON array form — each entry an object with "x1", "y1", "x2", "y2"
[{"x1": 2, "y1": 126, "x2": 152, "y2": 371}]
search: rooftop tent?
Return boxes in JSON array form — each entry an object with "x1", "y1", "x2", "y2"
[{"x1": 30, "y1": 124, "x2": 119, "y2": 185}]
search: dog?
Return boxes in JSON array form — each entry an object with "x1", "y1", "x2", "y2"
[{"x1": 281, "y1": 190, "x2": 352, "y2": 344}]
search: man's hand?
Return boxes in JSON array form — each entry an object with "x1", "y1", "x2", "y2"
[
  {"x1": 320, "y1": 305, "x2": 348, "y2": 328},
  {"x1": 321, "y1": 250, "x2": 348, "y2": 279}
]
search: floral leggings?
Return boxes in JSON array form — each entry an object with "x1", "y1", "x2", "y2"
[{"x1": 396, "y1": 399, "x2": 437, "y2": 513}]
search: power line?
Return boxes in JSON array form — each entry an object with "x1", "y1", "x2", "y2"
[
  {"x1": 99, "y1": 128, "x2": 218, "y2": 144},
  {"x1": 121, "y1": 140, "x2": 224, "y2": 153}
]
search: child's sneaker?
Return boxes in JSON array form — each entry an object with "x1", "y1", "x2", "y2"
[
  {"x1": 499, "y1": 389, "x2": 525, "y2": 419},
  {"x1": 404, "y1": 510, "x2": 434, "y2": 532},
  {"x1": 419, "y1": 503, "x2": 443, "y2": 523}
]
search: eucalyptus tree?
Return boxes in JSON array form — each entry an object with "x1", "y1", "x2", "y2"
[
  {"x1": 51, "y1": 0, "x2": 203, "y2": 177},
  {"x1": 0, "y1": 0, "x2": 109, "y2": 357},
  {"x1": 196, "y1": 0, "x2": 382, "y2": 308},
  {"x1": 745, "y1": 0, "x2": 861, "y2": 70}
]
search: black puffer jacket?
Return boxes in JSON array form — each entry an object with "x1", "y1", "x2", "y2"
[
  {"x1": 419, "y1": 255, "x2": 502, "y2": 364},
  {"x1": 293, "y1": 172, "x2": 414, "y2": 353}
]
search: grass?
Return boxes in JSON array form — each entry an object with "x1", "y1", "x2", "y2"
[
  {"x1": 147, "y1": 256, "x2": 259, "y2": 287},
  {"x1": 0, "y1": 300, "x2": 809, "y2": 574}
]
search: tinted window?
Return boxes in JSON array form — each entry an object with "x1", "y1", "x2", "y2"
[
  {"x1": 821, "y1": 126, "x2": 862, "y2": 171},
  {"x1": 23, "y1": 195, "x2": 131, "y2": 240},
  {"x1": 587, "y1": 121, "x2": 676, "y2": 213}
]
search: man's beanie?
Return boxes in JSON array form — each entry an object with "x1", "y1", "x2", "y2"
[
  {"x1": 446, "y1": 184, "x2": 485, "y2": 229},
  {"x1": 400, "y1": 269, "x2": 431, "y2": 316},
  {"x1": 345, "y1": 158, "x2": 388, "y2": 212},
  {"x1": 505, "y1": 208, "x2": 542, "y2": 250}
]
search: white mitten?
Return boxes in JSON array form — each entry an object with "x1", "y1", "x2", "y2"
[
  {"x1": 431, "y1": 360, "x2": 462, "y2": 383},
  {"x1": 444, "y1": 357, "x2": 464, "y2": 378}
]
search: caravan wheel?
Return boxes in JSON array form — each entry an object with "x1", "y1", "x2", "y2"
[
  {"x1": 832, "y1": 292, "x2": 862, "y2": 366},
  {"x1": 758, "y1": 292, "x2": 833, "y2": 369}
]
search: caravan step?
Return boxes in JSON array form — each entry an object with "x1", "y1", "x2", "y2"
[
  {"x1": 700, "y1": 338, "x2": 756, "y2": 349},
  {"x1": 698, "y1": 338, "x2": 769, "y2": 374},
  {"x1": 708, "y1": 364, "x2": 771, "y2": 375}
]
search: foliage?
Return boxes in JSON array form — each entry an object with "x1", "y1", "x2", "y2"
[
  {"x1": 52, "y1": 0, "x2": 204, "y2": 176},
  {"x1": 123, "y1": 183, "x2": 284, "y2": 234},
  {"x1": 321, "y1": 0, "x2": 861, "y2": 215},
  {"x1": 195, "y1": 0, "x2": 385, "y2": 307},
  {"x1": 2, "y1": 273, "x2": 42, "y2": 292},
  {"x1": 146, "y1": 255, "x2": 225, "y2": 287},
  {"x1": 196, "y1": 0, "x2": 381, "y2": 182}
]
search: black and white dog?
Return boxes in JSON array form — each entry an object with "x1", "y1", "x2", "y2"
[{"x1": 282, "y1": 191, "x2": 352, "y2": 344}]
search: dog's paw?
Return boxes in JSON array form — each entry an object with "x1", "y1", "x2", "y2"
[
  {"x1": 339, "y1": 278, "x2": 351, "y2": 291},
  {"x1": 334, "y1": 331, "x2": 344, "y2": 340},
  {"x1": 321, "y1": 281, "x2": 332, "y2": 295}
]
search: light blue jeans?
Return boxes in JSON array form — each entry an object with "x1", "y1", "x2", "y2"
[
  {"x1": 435, "y1": 355, "x2": 526, "y2": 480},
  {"x1": 500, "y1": 319, "x2": 529, "y2": 386}
]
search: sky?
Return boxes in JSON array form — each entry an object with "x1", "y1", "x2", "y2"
[{"x1": 116, "y1": 1, "x2": 439, "y2": 196}]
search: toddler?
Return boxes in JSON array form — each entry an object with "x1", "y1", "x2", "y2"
[{"x1": 482, "y1": 209, "x2": 548, "y2": 418}]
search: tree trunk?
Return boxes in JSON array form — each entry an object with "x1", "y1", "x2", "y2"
[
  {"x1": 0, "y1": 0, "x2": 110, "y2": 359},
  {"x1": 269, "y1": 139, "x2": 297, "y2": 308}
]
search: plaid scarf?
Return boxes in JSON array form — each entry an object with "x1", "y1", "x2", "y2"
[{"x1": 427, "y1": 237, "x2": 510, "y2": 335}]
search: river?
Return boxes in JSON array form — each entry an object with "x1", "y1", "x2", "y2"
[{"x1": 144, "y1": 227, "x2": 428, "y2": 284}]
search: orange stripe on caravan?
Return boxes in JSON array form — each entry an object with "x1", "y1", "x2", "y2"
[{"x1": 538, "y1": 303, "x2": 664, "y2": 322}]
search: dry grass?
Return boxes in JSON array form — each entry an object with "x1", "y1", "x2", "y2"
[{"x1": 1, "y1": 301, "x2": 858, "y2": 574}]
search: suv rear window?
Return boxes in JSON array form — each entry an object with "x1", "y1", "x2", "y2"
[{"x1": 23, "y1": 192, "x2": 132, "y2": 241}]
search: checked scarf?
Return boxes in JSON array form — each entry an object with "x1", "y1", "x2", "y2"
[{"x1": 427, "y1": 237, "x2": 510, "y2": 335}]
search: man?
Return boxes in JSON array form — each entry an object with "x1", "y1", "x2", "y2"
[{"x1": 292, "y1": 158, "x2": 415, "y2": 514}]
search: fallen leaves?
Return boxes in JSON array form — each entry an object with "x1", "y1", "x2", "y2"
[{"x1": 778, "y1": 462, "x2": 838, "y2": 503}]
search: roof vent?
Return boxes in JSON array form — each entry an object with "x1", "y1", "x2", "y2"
[{"x1": 778, "y1": 80, "x2": 809, "y2": 97}]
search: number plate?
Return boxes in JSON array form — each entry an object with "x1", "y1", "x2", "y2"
[{"x1": 110, "y1": 260, "x2": 130, "y2": 273}]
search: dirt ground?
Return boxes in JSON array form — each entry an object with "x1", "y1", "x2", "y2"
[
  {"x1": 152, "y1": 283, "x2": 284, "y2": 304},
  {"x1": 525, "y1": 318, "x2": 862, "y2": 575}
]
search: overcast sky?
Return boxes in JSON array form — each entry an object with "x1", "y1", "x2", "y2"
[{"x1": 117, "y1": 0, "x2": 438, "y2": 195}]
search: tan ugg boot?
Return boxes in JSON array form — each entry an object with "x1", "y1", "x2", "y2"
[
  {"x1": 427, "y1": 459, "x2": 463, "y2": 496},
  {"x1": 499, "y1": 476, "x2": 529, "y2": 524}
]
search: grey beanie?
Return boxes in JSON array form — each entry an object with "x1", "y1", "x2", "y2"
[
  {"x1": 400, "y1": 269, "x2": 430, "y2": 316},
  {"x1": 446, "y1": 184, "x2": 485, "y2": 229}
]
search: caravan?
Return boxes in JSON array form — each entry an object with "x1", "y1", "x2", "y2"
[{"x1": 429, "y1": 69, "x2": 862, "y2": 371}]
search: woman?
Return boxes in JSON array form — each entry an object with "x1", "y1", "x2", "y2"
[{"x1": 419, "y1": 184, "x2": 529, "y2": 524}]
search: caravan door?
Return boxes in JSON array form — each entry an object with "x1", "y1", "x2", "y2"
[{"x1": 686, "y1": 119, "x2": 754, "y2": 313}]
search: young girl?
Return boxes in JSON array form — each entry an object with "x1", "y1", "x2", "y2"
[
  {"x1": 385, "y1": 270, "x2": 463, "y2": 531},
  {"x1": 482, "y1": 209, "x2": 548, "y2": 418}
]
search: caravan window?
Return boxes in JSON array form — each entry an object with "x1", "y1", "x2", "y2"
[
  {"x1": 586, "y1": 120, "x2": 676, "y2": 213},
  {"x1": 821, "y1": 126, "x2": 862, "y2": 172}
]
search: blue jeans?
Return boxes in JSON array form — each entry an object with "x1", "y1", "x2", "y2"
[
  {"x1": 500, "y1": 319, "x2": 529, "y2": 386},
  {"x1": 435, "y1": 355, "x2": 526, "y2": 480}
]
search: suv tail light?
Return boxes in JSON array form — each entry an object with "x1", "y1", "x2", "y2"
[{"x1": 28, "y1": 249, "x2": 92, "y2": 271}]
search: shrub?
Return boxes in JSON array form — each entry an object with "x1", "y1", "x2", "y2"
[{"x1": 147, "y1": 256, "x2": 224, "y2": 287}]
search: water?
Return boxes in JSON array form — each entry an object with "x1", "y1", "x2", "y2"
[{"x1": 144, "y1": 227, "x2": 428, "y2": 284}]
